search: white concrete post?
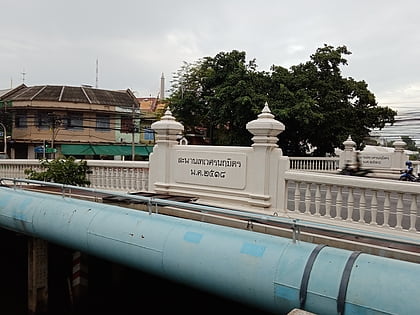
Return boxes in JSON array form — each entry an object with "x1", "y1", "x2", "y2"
[
  {"x1": 392, "y1": 138, "x2": 407, "y2": 168},
  {"x1": 246, "y1": 102, "x2": 288, "y2": 212},
  {"x1": 148, "y1": 108, "x2": 184, "y2": 191},
  {"x1": 339, "y1": 135, "x2": 356, "y2": 169}
]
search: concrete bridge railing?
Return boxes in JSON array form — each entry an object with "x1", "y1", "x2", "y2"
[
  {"x1": 0, "y1": 159, "x2": 150, "y2": 192},
  {"x1": 0, "y1": 159, "x2": 419, "y2": 237},
  {"x1": 284, "y1": 170, "x2": 420, "y2": 236},
  {"x1": 289, "y1": 156, "x2": 340, "y2": 172},
  {"x1": 0, "y1": 103, "x2": 419, "y2": 237}
]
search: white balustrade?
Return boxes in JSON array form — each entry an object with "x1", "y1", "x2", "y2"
[
  {"x1": 284, "y1": 170, "x2": 420, "y2": 234},
  {"x1": 289, "y1": 157, "x2": 340, "y2": 172},
  {"x1": 0, "y1": 159, "x2": 150, "y2": 192},
  {"x1": 86, "y1": 160, "x2": 150, "y2": 192},
  {"x1": 0, "y1": 159, "x2": 42, "y2": 179},
  {"x1": 0, "y1": 159, "x2": 419, "y2": 235}
]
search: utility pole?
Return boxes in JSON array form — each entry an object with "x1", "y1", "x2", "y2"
[
  {"x1": 131, "y1": 102, "x2": 135, "y2": 160},
  {"x1": 0, "y1": 122, "x2": 7, "y2": 154},
  {"x1": 48, "y1": 113, "x2": 61, "y2": 159},
  {"x1": 127, "y1": 89, "x2": 139, "y2": 161}
]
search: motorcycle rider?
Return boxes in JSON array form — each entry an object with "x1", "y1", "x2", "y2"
[
  {"x1": 405, "y1": 160, "x2": 414, "y2": 176},
  {"x1": 340, "y1": 152, "x2": 371, "y2": 176},
  {"x1": 400, "y1": 160, "x2": 417, "y2": 181}
]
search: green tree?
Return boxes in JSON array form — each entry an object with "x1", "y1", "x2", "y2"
[
  {"x1": 169, "y1": 46, "x2": 396, "y2": 155},
  {"x1": 24, "y1": 156, "x2": 91, "y2": 186},
  {"x1": 269, "y1": 45, "x2": 396, "y2": 156},
  {"x1": 170, "y1": 50, "x2": 267, "y2": 145},
  {"x1": 400, "y1": 136, "x2": 418, "y2": 152}
]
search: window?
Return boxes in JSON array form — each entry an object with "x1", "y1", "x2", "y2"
[
  {"x1": 96, "y1": 115, "x2": 110, "y2": 131},
  {"x1": 144, "y1": 128, "x2": 154, "y2": 141},
  {"x1": 37, "y1": 112, "x2": 49, "y2": 129},
  {"x1": 121, "y1": 117, "x2": 132, "y2": 133},
  {"x1": 14, "y1": 114, "x2": 27, "y2": 128},
  {"x1": 66, "y1": 114, "x2": 83, "y2": 130}
]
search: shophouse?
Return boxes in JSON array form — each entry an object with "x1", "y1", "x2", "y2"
[{"x1": 0, "y1": 85, "x2": 154, "y2": 159}]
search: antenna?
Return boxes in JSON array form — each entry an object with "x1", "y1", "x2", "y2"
[
  {"x1": 21, "y1": 68, "x2": 26, "y2": 83},
  {"x1": 95, "y1": 58, "x2": 99, "y2": 88}
]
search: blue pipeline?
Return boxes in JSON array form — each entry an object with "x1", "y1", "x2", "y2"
[{"x1": 0, "y1": 187, "x2": 419, "y2": 314}]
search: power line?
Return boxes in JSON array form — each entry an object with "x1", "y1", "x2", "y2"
[{"x1": 378, "y1": 101, "x2": 420, "y2": 104}]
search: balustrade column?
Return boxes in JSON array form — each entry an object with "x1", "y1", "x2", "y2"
[
  {"x1": 359, "y1": 190, "x2": 366, "y2": 223},
  {"x1": 325, "y1": 185, "x2": 332, "y2": 218},
  {"x1": 335, "y1": 187, "x2": 343, "y2": 220},
  {"x1": 396, "y1": 193, "x2": 404, "y2": 230},
  {"x1": 409, "y1": 195, "x2": 418, "y2": 232},
  {"x1": 370, "y1": 191, "x2": 378, "y2": 226},
  {"x1": 304, "y1": 184, "x2": 311, "y2": 215},
  {"x1": 140, "y1": 169, "x2": 146, "y2": 191},
  {"x1": 314, "y1": 184, "x2": 321, "y2": 216},
  {"x1": 130, "y1": 168, "x2": 136, "y2": 191},
  {"x1": 347, "y1": 188, "x2": 354, "y2": 222},
  {"x1": 294, "y1": 182, "x2": 301, "y2": 212},
  {"x1": 98, "y1": 167, "x2": 104, "y2": 188},
  {"x1": 383, "y1": 192, "x2": 391, "y2": 227}
]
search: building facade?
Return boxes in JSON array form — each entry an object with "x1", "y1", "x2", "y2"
[{"x1": 0, "y1": 85, "x2": 153, "y2": 159}]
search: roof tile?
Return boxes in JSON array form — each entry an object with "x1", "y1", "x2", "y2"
[{"x1": 1, "y1": 85, "x2": 138, "y2": 108}]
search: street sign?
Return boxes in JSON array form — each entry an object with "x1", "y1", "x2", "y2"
[
  {"x1": 34, "y1": 146, "x2": 57, "y2": 153},
  {"x1": 34, "y1": 146, "x2": 44, "y2": 153},
  {"x1": 45, "y1": 148, "x2": 57, "y2": 153}
]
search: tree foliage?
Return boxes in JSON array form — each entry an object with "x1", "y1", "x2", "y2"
[
  {"x1": 169, "y1": 45, "x2": 396, "y2": 156},
  {"x1": 24, "y1": 156, "x2": 91, "y2": 186},
  {"x1": 400, "y1": 136, "x2": 418, "y2": 152},
  {"x1": 170, "y1": 50, "x2": 267, "y2": 145}
]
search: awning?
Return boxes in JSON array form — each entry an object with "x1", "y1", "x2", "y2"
[{"x1": 61, "y1": 144, "x2": 154, "y2": 156}]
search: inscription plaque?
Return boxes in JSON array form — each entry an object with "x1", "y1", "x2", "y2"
[{"x1": 174, "y1": 151, "x2": 247, "y2": 189}]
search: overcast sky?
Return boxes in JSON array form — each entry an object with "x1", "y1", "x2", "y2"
[{"x1": 1, "y1": 0, "x2": 419, "y2": 111}]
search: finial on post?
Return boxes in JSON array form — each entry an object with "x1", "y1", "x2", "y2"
[
  {"x1": 151, "y1": 107, "x2": 184, "y2": 144},
  {"x1": 393, "y1": 137, "x2": 406, "y2": 153},
  {"x1": 246, "y1": 102, "x2": 285, "y2": 147},
  {"x1": 343, "y1": 135, "x2": 356, "y2": 151}
]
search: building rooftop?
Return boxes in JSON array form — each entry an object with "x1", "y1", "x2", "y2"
[
  {"x1": 0, "y1": 85, "x2": 138, "y2": 108},
  {"x1": 138, "y1": 97, "x2": 166, "y2": 113}
]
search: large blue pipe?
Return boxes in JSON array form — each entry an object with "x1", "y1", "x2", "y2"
[{"x1": 0, "y1": 186, "x2": 418, "y2": 314}]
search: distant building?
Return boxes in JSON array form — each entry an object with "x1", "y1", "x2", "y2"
[
  {"x1": 0, "y1": 84, "x2": 153, "y2": 159},
  {"x1": 137, "y1": 97, "x2": 166, "y2": 145}
]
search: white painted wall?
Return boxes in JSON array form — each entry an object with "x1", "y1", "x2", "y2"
[{"x1": 148, "y1": 104, "x2": 289, "y2": 214}]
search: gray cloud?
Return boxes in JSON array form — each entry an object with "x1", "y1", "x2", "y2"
[{"x1": 1, "y1": 0, "x2": 420, "y2": 107}]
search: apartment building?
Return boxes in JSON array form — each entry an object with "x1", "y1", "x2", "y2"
[{"x1": 0, "y1": 84, "x2": 154, "y2": 159}]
